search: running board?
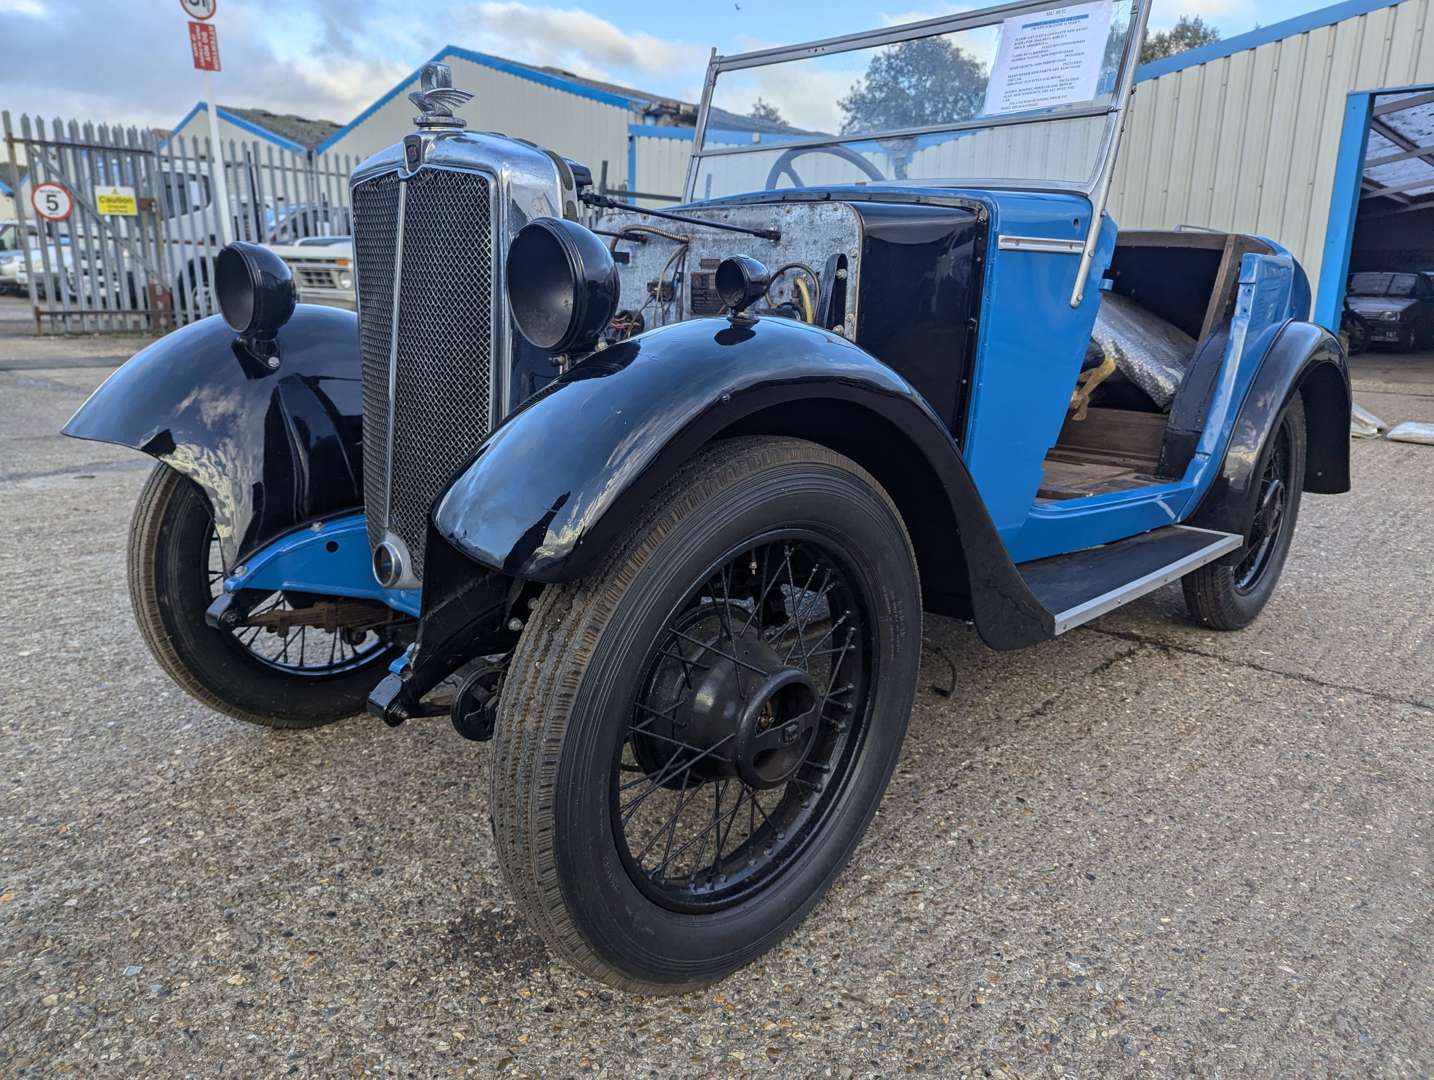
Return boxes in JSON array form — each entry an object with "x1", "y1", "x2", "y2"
[{"x1": 1018, "y1": 526, "x2": 1242, "y2": 636}]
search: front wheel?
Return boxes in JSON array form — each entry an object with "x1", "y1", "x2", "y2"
[
  {"x1": 128, "y1": 464, "x2": 408, "y2": 727},
  {"x1": 1183, "y1": 394, "x2": 1306, "y2": 630},
  {"x1": 490, "y1": 437, "x2": 922, "y2": 992}
]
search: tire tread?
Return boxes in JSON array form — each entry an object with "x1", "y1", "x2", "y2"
[{"x1": 489, "y1": 436, "x2": 914, "y2": 993}]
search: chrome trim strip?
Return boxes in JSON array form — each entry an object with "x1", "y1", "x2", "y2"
[
  {"x1": 997, "y1": 235, "x2": 1087, "y2": 254},
  {"x1": 1050, "y1": 527, "x2": 1243, "y2": 636},
  {"x1": 383, "y1": 180, "x2": 407, "y2": 532},
  {"x1": 484, "y1": 166, "x2": 506, "y2": 422},
  {"x1": 1071, "y1": 0, "x2": 1153, "y2": 307}
]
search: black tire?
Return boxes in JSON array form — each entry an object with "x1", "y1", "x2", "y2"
[
  {"x1": 489, "y1": 436, "x2": 922, "y2": 993},
  {"x1": 1183, "y1": 394, "x2": 1306, "y2": 630},
  {"x1": 128, "y1": 463, "x2": 403, "y2": 728}
]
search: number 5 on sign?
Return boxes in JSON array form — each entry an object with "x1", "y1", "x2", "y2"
[
  {"x1": 179, "y1": 0, "x2": 216, "y2": 19},
  {"x1": 31, "y1": 181, "x2": 74, "y2": 223}
]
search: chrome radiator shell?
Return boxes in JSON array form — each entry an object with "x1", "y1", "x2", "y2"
[{"x1": 350, "y1": 131, "x2": 571, "y2": 585}]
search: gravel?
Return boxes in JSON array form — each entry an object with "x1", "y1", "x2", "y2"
[{"x1": 2, "y1": 317, "x2": 1431, "y2": 1078}]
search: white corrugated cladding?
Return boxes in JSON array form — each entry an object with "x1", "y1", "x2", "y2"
[
  {"x1": 632, "y1": 129, "x2": 695, "y2": 203},
  {"x1": 322, "y1": 54, "x2": 637, "y2": 188},
  {"x1": 1110, "y1": 0, "x2": 1434, "y2": 298}
]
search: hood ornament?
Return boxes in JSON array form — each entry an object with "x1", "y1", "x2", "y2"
[{"x1": 409, "y1": 62, "x2": 473, "y2": 128}]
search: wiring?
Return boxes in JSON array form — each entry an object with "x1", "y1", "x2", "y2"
[
  {"x1": 608, "y1": 224, "x2": 690, "y2": 251},
  {"x1": 765, "y1": 262, "x2": 822, "y2": 322},
  {"x1": 654, "y1": 239, "x2": 690, "y2": 327},
  {"x1": 793, "y1": 277, "x2": 815, "y2": 324}
]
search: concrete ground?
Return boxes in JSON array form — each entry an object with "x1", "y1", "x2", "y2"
[{"x1": 1, "y1": 293, "x2": 1431, "y2": 1078}]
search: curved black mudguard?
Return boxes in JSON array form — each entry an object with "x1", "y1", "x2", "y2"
[
  {"x1": 1189, "y1": 320, "x2": 1351, "y2": 538},
  {"x1": 62, "y1": 307, "x2": 364, "y2": 571},
  {"x1": 433, "y1": 316, "x2": 1051, "y2": 650}
]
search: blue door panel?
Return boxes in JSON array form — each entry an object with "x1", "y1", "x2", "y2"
[{"x1": 955, "y1": 190, "x2": 1114, "y2": 536}]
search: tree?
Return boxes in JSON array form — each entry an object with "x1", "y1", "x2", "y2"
[
  {"x1": 838, "y1": 37, "x2": 987, "y2": 135},
  {"x1": 748, "y1": 98, "x2": 784, "y2": 124},
  {"x1": 1140, "y1": 15, "x2": 1220, "y2": 63}
]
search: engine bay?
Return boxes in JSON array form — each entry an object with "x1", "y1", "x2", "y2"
[{"x1": 590, "y1": 202, "x2": 864, "y2": 341}]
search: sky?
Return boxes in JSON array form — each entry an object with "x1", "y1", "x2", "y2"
[{"x1": 0, "y1": 0, "x2": 1357, "y2": 134}]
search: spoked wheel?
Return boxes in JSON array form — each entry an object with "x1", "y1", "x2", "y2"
[
  {"x1": 128, "y1": 463, "x2": 411, "y2": 727},
  {"x1": 491, "y1": 437, "x2": 922, "y2": 992},
  {"x1": 1184, "y1": 394, "x2": 1306, "y2": 630},
  {"x1": 619, "y1": 535, "x2": 870, "y2": 911},
  {"x1": 202, "y1": 529, "x2": 391, "y2": 677}
]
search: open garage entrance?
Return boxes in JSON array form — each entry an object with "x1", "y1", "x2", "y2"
[{"x1": 1319, "y1": 85, "x2": 1434, "y2": 367}]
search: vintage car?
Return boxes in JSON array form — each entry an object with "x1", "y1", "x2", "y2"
[
  {"x1": 63, "y1": 0, "x2": 1350, "y2": 993},
  {"x1": 265, "y1": 237, "x2": 356, "y2": 310},
  {"x1": 1344, "y1": 270, "x2": 1434, "y2": 351}
]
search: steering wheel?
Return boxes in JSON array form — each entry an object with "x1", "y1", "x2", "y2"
[{"x1": 764, "y1": 144, "x2": 886, "y2": 190}]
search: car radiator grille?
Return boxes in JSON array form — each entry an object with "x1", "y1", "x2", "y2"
[{"x1": 352, "y1": 167, "x2": 496, "y2": 579}]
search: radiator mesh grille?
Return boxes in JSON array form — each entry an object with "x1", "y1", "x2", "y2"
[
  {"x1": 351, "y1": 172, "x2": 400, "y2": 552},
  {"x1": 352, "y1": 167, "x2": 496, "y2": 577}
]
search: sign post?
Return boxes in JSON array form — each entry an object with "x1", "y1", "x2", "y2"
[{"x1": 181, "y1": 0, "x2": 232, "y2": 243}]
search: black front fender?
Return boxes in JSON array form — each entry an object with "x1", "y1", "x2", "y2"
[
  {"x1": 434, "y1": 316, "x2": 1050, "y2": 650},
  {"x1": 1189, "y1": 320, "x2": 1351, "y2": 538},
  {"x1": 62, "y1": 306, "x2": 363, "y2": 571}
]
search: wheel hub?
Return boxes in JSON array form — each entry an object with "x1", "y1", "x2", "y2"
[
  {"x1": 733, "y1": 667, "x2": 820, "y2": 790},
  {"x1": 633, "y1": 608, "x2": 819, "y2": 788}
]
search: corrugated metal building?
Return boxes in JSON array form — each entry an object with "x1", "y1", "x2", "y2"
[
  {"x1": 1110, "y1": 0, "x2": 1434, "y2": 327},
  {"x1": 314, "y1": 48, "x2": 705, "y2": 200}
]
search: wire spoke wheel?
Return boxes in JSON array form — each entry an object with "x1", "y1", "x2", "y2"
[
  {"x1": 203, "y1": 526, "x2": 387, "y2": 676},
  {"x1": 615, "y1": 535, "x2": 872, "y2": 912},
  {"x1": 1234, "y1": 421, "x2": 1291, "y2": 593},
  {"x1": 1183, "y1": 395, "x2": 1305, "y2": 631},
  {"x1": 489, "y1": 438, "x2": 922, "y2": 992},
  {"x1": 126, "y1": 463, "x2": 408, "y2": 728}
]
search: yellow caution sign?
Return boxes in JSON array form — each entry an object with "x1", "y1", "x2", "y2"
[{"x1": 96, "y1": 186, "x2": 138, "y2": 216}]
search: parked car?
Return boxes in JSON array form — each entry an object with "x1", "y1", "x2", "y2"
[
  {"x1": 0, "y1": 219, "x2": 77, "y2": 297},
  {"x1": 0, "y1": 220, "x2": 22, "y2": 293},
  {"x1": 1344, "y1": 271, "x2": 1434, "y2": 351},
  {"x1": 64, "y1": 0, "x2": 1350, "y2": 994},
  {"x1": 266, "y1": 238, "x2": 355, "y2": 310}
]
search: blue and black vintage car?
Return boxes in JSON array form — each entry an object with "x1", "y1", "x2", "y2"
[{"x1": 65, "y1": 0, "x2": 1350, "y2": 992}]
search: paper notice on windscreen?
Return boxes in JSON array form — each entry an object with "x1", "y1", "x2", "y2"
[{"x1": 983, "y1": 1, "x2": 1114, "y2": 116}]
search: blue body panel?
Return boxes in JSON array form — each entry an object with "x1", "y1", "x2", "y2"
[
  {"x1": 956, "y1": 191, "x2": 1113, "y2": 536},
  {"x1": 946, "y1": 188, "x2": 1313, "y2": 564},
  {"x1": 225, "y1": 514, "x2": 421, "y2": 618}
]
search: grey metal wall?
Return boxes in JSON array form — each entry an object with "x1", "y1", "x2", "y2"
[
  {"x1": 323, "y1": 55, "x2": 636, "y2": 189},
  {"x1": 1109, "y1": 0, "x2": 1434, "y2": 299}
]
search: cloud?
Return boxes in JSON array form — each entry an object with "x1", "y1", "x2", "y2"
[
  {"x1": 0, "y1": 0, "x2": 716, "y2": 134},
  {"x1": 0, "y1": 1, "x2": 418, "y2": 131},
  {"x1": 452, "y1": 2, "x2": 707, "y2": 85}
]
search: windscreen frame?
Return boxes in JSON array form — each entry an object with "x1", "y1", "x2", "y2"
[{"x1": 685, "y1": 0, "x2": 1153, "y2": 304}]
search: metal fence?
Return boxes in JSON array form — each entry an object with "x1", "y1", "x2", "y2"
[{"x1": 3, "y1": 111, "x2": 359, "y2": 334}]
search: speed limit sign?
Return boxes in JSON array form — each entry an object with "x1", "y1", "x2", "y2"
[
  {"x1": 179, "y1": 0, "x2": 216, "y2": 19},
  {"x1": 31, "y1": 181, "x2": 74, "y2": 223}
]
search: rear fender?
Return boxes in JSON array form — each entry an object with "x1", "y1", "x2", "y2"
[
  {"x1": 62, "y1": 306, "x2": 364, "y2": 571},
  {"x1": 1188, "y1": 321, "x2": 1351, "y2": 538},
  {"x1": 434, "y1": 316, "x2": 1051, "y2": 650}
]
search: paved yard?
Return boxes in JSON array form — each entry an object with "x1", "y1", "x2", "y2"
[{"x1": 2, "y1": 305, "x2": 1432, "y2": 1078}]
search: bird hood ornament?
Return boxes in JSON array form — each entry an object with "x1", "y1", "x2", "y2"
[{"x1": 409, "y1": 62, "x2": 473, "y2": 128}]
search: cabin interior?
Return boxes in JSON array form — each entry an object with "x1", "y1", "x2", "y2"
[{"x1": 1038, "y1": 230, "x2": 1275, "y2": 503}]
